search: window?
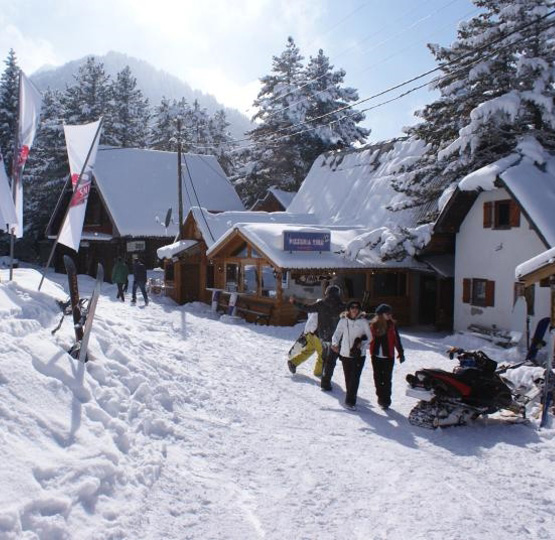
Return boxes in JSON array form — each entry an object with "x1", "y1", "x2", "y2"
[
  {"x1": 231, "y1": 243, "x2": 249, "y2": 257},
  {"x1": 463, "y1": 278, "x2": 495, "y2": 307},
  {"x1": 261, "y1": 266, "x2": 277, "y2": 298},
  {"x1": 373, "y1": 272, "x2": 407, "y2": 297},
  {"x1": 242, "y1": 264, "x2": 258, "y2": 295},
  {"x1": 483, "y1": 200, "x2": 520, "y2": 229},
  {"x1": 225, "y1": 263, "x2": 240, "y2": 292}
]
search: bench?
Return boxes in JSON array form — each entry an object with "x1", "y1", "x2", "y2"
[
  {"x1": 235, "y1": 303, "x2": 273, "y2": 325},
  {"x1": 466, "y1": 324, "x2": 521, "y2": 348}
]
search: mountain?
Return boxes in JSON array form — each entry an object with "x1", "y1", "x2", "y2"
[{"x1": 30, "y1": 51, "x2": 253, "y2": 140}]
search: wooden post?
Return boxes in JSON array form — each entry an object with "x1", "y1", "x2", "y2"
[{"x1": 176, "y1": 118, "x2": 183, "y2": 241}]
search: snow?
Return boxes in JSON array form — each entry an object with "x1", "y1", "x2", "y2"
[
  {"x1": 207, "y1": 223, "x2": 429, "y2": 270},
  {"x1": 93, "y1": 148, "x2": 244, "y2": 238},
  {"x1": 1, "y1": 267, "x2": 555, "y2": 539},
  {"x1": 457, "y1": 154, "x2": 520, "y2": 192},
  {"x1": 156, "y1": 239, "x2": 198, "y2": 260},
  {"x1": 515, "y1": 246, "x2": 555, "y2": 280}
]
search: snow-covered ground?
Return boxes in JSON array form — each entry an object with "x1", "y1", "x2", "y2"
[{"x1": 1, "y1": 268, "x2": 554, "y2": 540}]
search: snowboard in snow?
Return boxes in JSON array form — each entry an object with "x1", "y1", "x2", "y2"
[
  {"x1": 527, "y1": 317, "x2": 551, "y2": 362},
  {"x1": 63, "y1": 255, "x2": 84, "y2": 342},
  {"x1": 77, "y1": 263, "x2": 104, "y2": 363}
]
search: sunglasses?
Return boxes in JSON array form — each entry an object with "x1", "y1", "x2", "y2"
[{"x1": 349, "y1": 305, "x2": 361, "y2": 310}]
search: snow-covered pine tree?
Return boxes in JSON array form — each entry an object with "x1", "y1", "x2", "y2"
[
  {"x1": 300, "y1": 49, "x2": 369, "y2": 171},
  {"x1": 22, "y1": 89, "x2": 68, "y2": 253},
  {"x1": 241, "y1": 36, "x2": 307, "y2": 204},
  {"x1": 183, "y1": 99, "x2": 211, "y2": 153},
  {"x1": 109, "y1": 66, "x2": 149, "y2": 148},
  {"x1": 209, "y1": 109, "x2": 236, "y2": 177},
  {"x1": 149, "y1": 97, "x2": 190, "y2": 151},
  {"x1": 63, "y1": 57, "x2": 114, "y2": 143},
  {"x1": 0, "y1": 49, "x2": 20, "y2": 174},
  {"x1": 394, "y1": 0, "x2": 555, "y2": 219}
]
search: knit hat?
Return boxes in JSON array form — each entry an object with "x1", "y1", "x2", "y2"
[
  {"x1": 347, "y1": 300, "x2": 362, "y2": 310},
  {"x1": 325, "y1": 285, "x2": 341, "y2": 298},
  {"x1": 375, "y1": 303, "x2": 392, "y2": 315}
]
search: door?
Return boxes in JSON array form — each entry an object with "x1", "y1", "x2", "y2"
[{"x1": 181, "y1": 264, "x2": 200, "y2": 303}]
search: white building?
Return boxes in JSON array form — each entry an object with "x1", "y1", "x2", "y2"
[{"x1": 434, "y1": 141, "x2": 555, "y2": 333}]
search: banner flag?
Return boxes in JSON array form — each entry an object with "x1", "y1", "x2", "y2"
[
  {"x1": 57, "y1": 119, "x2": 102, "y2": 252},
  {"x1": 0, "y1": 153, "x2": 17, "y2": 227},
  {"x1": 12, "y1": 72, "x2": 42, "y2": 238}
]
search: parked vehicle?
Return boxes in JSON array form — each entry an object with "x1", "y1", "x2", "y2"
[{"x1": 406, "y1": 347, "x2": 551, "y2": 429}]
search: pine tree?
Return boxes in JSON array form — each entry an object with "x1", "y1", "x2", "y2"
[
  {"x1": 109, "y1": 66, "x2": 149, "y2": 148},
  {"x1": 23, "y1": 89, "x2": 68, "y2": 251},
  {"x1": 394, "y1": 0, "x2": 555, "y2": 217},
  {"x1": 64, "y1": 57, "x2": 113, "y2": 143},
  {"x1": 0, "y1": 49, "x2": 20, "y2": 173},
  {"x1": 243, "y1": 36, "x2": 307, "y2": 203},
  {"x1": 209, "y1": 109, "x2": 235, "y2": 176},
  {"x1": 300, "y1": 49, "x2": 369, "y2": 171},
  {"x1": 183, "y1": 99, "x2": 211, "y2": 153}
]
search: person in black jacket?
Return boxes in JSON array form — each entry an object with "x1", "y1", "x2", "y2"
[
  {"x1": 289, "y1": 285, "x2": 345, "y2": 391},
  {"x1": 131, "y1": 257, "x2": 149, "y2": 305}
]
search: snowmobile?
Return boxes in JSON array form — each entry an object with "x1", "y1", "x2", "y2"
[{"x1": 405, "y1": 347, "x2": 551, "y2": 429}]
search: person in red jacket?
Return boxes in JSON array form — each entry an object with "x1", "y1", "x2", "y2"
[{"x1": 369, "y1": 304, "x2": 405, "y2": 409}]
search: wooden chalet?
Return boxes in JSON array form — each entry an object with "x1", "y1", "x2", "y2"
[
  {"x1": 250, "y1": 187, "x2": 296, "y2": 212},
  {"x1": 159, "y1": 138, "x2": 450, "y2": 328},
  {"x1": 45, "y1": 147, "x2": 243, "y2": 280}
]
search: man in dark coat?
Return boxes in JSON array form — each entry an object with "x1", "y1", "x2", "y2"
[
  {"x1": 131, "y1": 257, "x2": 149, "y2": 305},
  {"x1": 289, "y1": 285, "x2": 345, "y2": 391}
]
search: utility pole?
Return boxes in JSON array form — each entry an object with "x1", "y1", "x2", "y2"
[{"x1": 176, "y1": 117, "x2": 183, "y2": 240}]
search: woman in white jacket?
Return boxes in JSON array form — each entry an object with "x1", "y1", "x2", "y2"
[{"x1": 331, "y1": 300, "x2": 371, "y2": 410}]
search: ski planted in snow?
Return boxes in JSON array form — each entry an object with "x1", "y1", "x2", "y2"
[
  {"x1": 540, "y1": 328, "x2": 554, "y2": 428},
  {"x1": 77, "y1": 263, "x2": 103, "y2": 363},
  {"x1": 63, "y1": 255, "x2": 84, "y2": 342}
]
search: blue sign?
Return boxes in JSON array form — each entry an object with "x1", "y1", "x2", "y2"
[{"x1": 283, "y1": 231, "x2": 331, "y2": 252}]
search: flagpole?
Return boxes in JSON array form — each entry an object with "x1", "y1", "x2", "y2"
[
  {"x1": 9, "y1": 71, "x2": 22, "y2": 282},
  {"x1": 38, "y1": 119, "x2": 103, "y2": 291}
]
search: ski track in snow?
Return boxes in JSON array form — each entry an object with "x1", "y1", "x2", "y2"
[{"x1": 1, "y1": 268, "x2": 555, "y2": 539}]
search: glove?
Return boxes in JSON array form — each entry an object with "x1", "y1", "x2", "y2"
[{"x1": 399, "y1": 354, "x2": 406, "y2": 364}]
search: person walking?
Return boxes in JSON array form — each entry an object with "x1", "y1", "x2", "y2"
[
  {"x1": 131, "y1": 257, "x2": 149, "y2": 306},
  {"x1": 287, "y1": 312, "x2": 324, "y2": 377},
  {"x1": 331, "y1": 300, "x2": 372, "y2": 410},
  {"x1": 111, "y1": 257, "x2": 129, "y2": 302},
  {"x1": 369, "y1": 304, "x2": 405, "y2": 409},
  {"x1": 289, "y1": 285, "x2": 345, "y2": 391}
]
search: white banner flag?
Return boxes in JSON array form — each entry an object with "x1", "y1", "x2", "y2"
[
  {"x1": 0, "y1": 153, "x2": 17, "y2": 228},
  {"x1": 12, "y1": 71, "x2": 42, "y2": 238},
  {"x1": 57, "y1": 119, "x2": 102, "y2": 252}
]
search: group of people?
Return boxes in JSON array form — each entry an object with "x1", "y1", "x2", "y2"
[
  {"x1": 110, "y1": 256, "x2": 149, "y2": 306},
  {"x1": 288, "y1": 285, "x2": 405, "y2": 411}
]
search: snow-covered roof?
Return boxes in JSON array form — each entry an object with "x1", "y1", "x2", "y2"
[
  {"x1": 456, "y1": 138, "x2": 555, "y2": 247},
  {"x1": 207, "y1": 222, "x2": 429, "y2": 270},
  {"x1": 157, "y1": 239, "x2": 198, "y2": 260},
  {"x1": 288, "y1": 138, "x2": 427, "y2": 229},
  {"x1": 268, "y1": 187, "x2": 296, "y2": 210},
  {"x1": 93, "y1": 148, "x2": 244, "y2": 237},
  {"x1": 187, "y1": 207, "x2": 318, "y2": 248},
  {"x1": 515, "y1": 247, "x2": 555, "y2": 281}
]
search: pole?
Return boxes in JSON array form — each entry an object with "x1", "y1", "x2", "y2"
[
  {"x1": 9, "y1": 71, "x2": 22, "y2": 281},
  {"x1": 38, "y1": 119, "x2": 103, "y2": 291},
  {"x1": 177, "y1": 117, "x2": 183, "y2": 241}
]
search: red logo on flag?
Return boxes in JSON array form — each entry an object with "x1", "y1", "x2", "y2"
[
  {"x1": 70, "y1": 172, "x2": 91, "y2": 207},
  {"x1": 18, "y1": 145, "x2": 30, "y2": 166}
]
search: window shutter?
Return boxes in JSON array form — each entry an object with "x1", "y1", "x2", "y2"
[
  {"x1": 463, "y1": 278, "x2": 471, "y2": 303},
  {"x1": 485, "y1": 280, "x2": 495, "y2": 307},
  {"x1": 509, "y1": 201, "x2": 520, "y2": 227},
  {"x1": 483, "y1": 202, "x2": 493, "y2": 228}
]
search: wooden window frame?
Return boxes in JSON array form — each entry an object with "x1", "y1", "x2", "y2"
[{"x1": 463, "y1": 278, "x2": 495, "y2": 307}]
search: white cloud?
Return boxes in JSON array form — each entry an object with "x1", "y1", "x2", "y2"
[{"x1": 0, "y1": 19, "x2": 61, "y2": 73}]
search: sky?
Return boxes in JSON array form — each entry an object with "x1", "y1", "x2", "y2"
[{"x1": 0, "y1": 0, "x2": 477, "y2": 141}]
